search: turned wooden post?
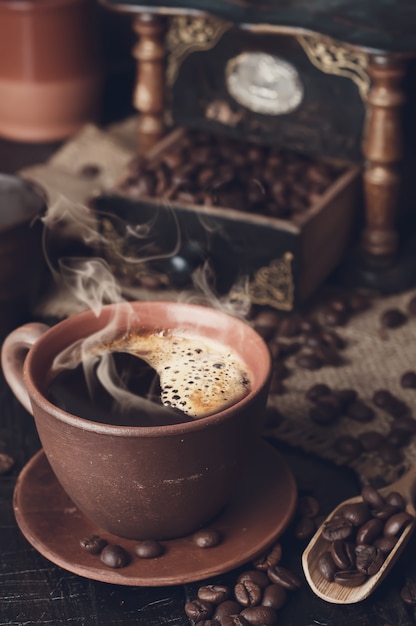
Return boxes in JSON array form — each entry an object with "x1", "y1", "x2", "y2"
[
  {"x1": 361, "y1": 55, "x2": 407, "y2": 258},
  {"x1": 132, "y1": 13, "x2": 167, "y2": 154}
]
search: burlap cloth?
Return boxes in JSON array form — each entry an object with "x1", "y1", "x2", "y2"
[{"x1": 20, "y1": 119, "x2": 416, "y2": 488}]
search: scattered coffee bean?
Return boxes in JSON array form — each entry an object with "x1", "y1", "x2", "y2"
[
  {"x1": 193, "y1": 528, "x2": 222, "y2": 548},
  {"x1": 252, "y1": 543, "x2": 282, "y2": 571},
  {"x1": 213, "y1": 601, "x2": 243, "y2": 621},
  {"x1": 237, "y1": 570, "x2": 270, "y2": 589},
  {"x1": 359, "y1": 431, "x2": 385, "y2": 451},
  {"x1": 79, "y1": 163, "x2": 101, "y2": 178},
  {"x1": 334, "y1": 435, "x2": 363, "y2": 460},
  {"x1": 400, "y1": 371, "x2": 416, "y2": 389},
  {"x1": 80, "y1": 535, "x2": 107, "y2": 555},
  {"x1": 261, "y1": 584, "x2": 287, "y2": 610},
  {"x1": 0, "y1": 452, "x2": 15, "y2": 475},
  {"x1": 234, "y1": 580, "x2": 262, "y2": 607},
  {"x1": 134, "y1": 539, "x2": 164, "y2": 559},
  {"x1": 266, "y1": 565, "x2": 302, "y2": 590},
  {"x1": 346, "y1": 400, "x2": 375, "y2": 423},
  {"x1": 100, "y1": 544, "x2": 130, "y2": 568},
  {"x1": 380, "y1": 308, "x2": 407, "y2": 329},
  {"x1": 240, "y1": 605, "x2": 278, "y2": 625},
  {"x1": 305, "y1": 383, "x2": 331, "y2": 402},
  {"x1": 295, "y1": 352, "x2": 323, "y2": 370},
  {"x1": 198, "y1": 585, "x2": 230, "y2": 605},
  {"x1": 184, "y1": 599, "x2": 213, "y2": 621}
]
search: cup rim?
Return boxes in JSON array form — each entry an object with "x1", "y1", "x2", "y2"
[{"x1": 24, "y1": 300, "x2": 271, "y2": 437}]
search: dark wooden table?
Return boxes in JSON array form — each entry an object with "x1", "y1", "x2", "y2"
[{"x1": 2, "y1": 139, "x2": 416, "y2": 626}]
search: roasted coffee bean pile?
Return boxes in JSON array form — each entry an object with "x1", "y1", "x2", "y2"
[
  {"x1": 317, "y1": 483, "x2": 414, "y2": 587},
  {"x1": 256, "y1": 290, "x2": 416, "y2": 470},
  {"x1": 119, "y1": 131, "x2": 344, "y2": 220},
  {"x1": 184, "y1": 541, "x2": 302, "y2": 625},
  {"x1": 252, "y1": 290, "x2": 369, "y2": 396}
]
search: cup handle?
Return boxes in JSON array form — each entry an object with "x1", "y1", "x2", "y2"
[{"x1": 1, "y1": 322, "x2": 50, "y2": 414}]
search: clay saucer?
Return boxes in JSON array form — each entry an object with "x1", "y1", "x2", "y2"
[{"x1": 13, "y1": 440, "x2": 297, "y2": 586}]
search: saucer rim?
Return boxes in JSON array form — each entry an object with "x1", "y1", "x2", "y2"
[{"x1": 13, "y1": 440, "x2": 297, "y2": 586}]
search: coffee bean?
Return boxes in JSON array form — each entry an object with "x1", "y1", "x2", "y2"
[
  {"x1": 193, "y1": 528, "x2": 222, "y2": 548},
  {"x1": 322, "y1": 308, "x2": 348, "y2": 327},
  {"x1": 198, "y1": 585, "x2": 230, "y2": 605},
  {"x1": 184, "y1": 599, "x2": 213, "y2": 621},
  {"x1": 359, "y1": 431, "x2": 385, "y2": 451},
  {"x1": 333, "y1": 569, "x2": 367, "y2": 587},
  {"x1": 341, "y1": 502, "x2": 371, "y2": 526},
  {"x1": 314, "y1": 344, "x2": 343, "y2": 366},
  {"x1": 385, "y1": 428, "x2": 410, "y2": 448},
  {"x1": 333, "y1": 388, "x2": 358, "y2": 410},
  {"x1": 380, "y1": 308, "x2": 407, "y2": 328},
  {"x1": 213, "y1": 601, "x2": 243, "y2": 621},
  {"x1": 374, "y1": 536, "x2": 397, "y2": 554},
  {"x1": 348, "y1": 292, "x2": 370, "y2": 313},
  {"x1": 134, "y1": 539, "x2": 164, "y2": 558},
  {"x1": 234, "y1": 581, "x2": 262, "y2": 607},
  {"x1": 309, "y1": 402, "x2": 339, "y2": 426},
  {"x1": 385, "y1": 491, "x2": 406, "y2": 509},
  {"x1": 320, "y1": 329, "x2": 346, "y2": 350},
  {"x1": 79, "y1": 163, "x2": 101, "y2": 178},
  {"x1": 240, "y1": 605, "x2": 278, "y2": 625},
  {"x1": 361, "y1": 484, "x2": 385, "y2": 508},
  {"x1": 252, "y1": 543, "x2": 282, "y2": 571},
  {"x1": 355, "y1": 544, "x2": 384, "y2": 576},
  {"x1": 100, "y1": 544, "x2": 130, "y2": 568},
  {"x1": 237, "y1": 570, "x2": 270, "y2": 589},
  {"x1": 266, "y1": 565, "x2": 302, "y2": 590},
  {"x1": 80, "y1": 535, "x2": 108, "y2": 554},
  {"x1": 356, "y1": 518, "x2": 384, "y2": 545},
  {"x1": 372, "y1": 503, "x2": 401, "y2": 520},
  {"x1": 334, "y1": 435, "x2": 363, "y2": 460},
  {"x1": 377, "y1": 441, "x2": 404, "y2": 465},
  {"x1": 305, "y1": 383, "x2": 331, "y2": 402},
  {"x1": 400, "y1": 371, "x2": 416, "y2": 388},
  {"x1": 261, "y1": 584, "x2": 287, "y2": 610},
  {"x1": 373, "y1": 389, "x2": 395, "y2": 408},
  {"x1": 330, "y1": 539, "x2": 355, "y2": 569},
  {"x1": 0, "y1": 452, "x2": 15, "y2": 475},
  {"x1": 317, "y1": 551, "x2": 337, "y2": 581},
  {"x1": 383, "y1": 511, "x2": 414, "y2": 537},
  {"x1": 346, "y1": 401, "x2": 375, "y2": 422},
  {"x1": 322, "y1": 517, "x2": 354, "y2": 541},
  {"x1": 295, "y1": 352, "x2": 323, "y2": 370}
]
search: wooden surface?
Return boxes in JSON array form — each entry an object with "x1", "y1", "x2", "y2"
[{"x1": 101, "y1": 0, "x2": 416, "y2": 55}]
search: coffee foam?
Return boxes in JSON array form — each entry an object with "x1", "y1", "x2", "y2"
[{"x1": 102, "y1": 329, "x2": 251, "y2": 418}]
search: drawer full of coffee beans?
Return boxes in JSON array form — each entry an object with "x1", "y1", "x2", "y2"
[{"x1": 93, "y1": 129, "x2": 362, "y2": 311}]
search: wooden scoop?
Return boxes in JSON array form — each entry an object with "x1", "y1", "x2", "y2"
[{"x1": 302, "y1": 464, "x2": 416, "y2": 604}]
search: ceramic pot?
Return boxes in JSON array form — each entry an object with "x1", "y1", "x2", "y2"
[{"x1": 0, "y1": 0, "x2": 103, "y2": 142}]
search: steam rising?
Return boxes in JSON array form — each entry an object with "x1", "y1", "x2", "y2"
[{"x1": 41, "y1": 194, "x2": 253, "y2": 422}]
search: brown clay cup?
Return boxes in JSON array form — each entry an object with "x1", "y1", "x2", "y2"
[{"x1": 1, "y1": 301, "x2": 271, "y2": 540}]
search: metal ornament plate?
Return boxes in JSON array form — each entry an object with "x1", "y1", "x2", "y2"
[{"x1": 226, "y1": 52, "x2": 304, "y2": 115}]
